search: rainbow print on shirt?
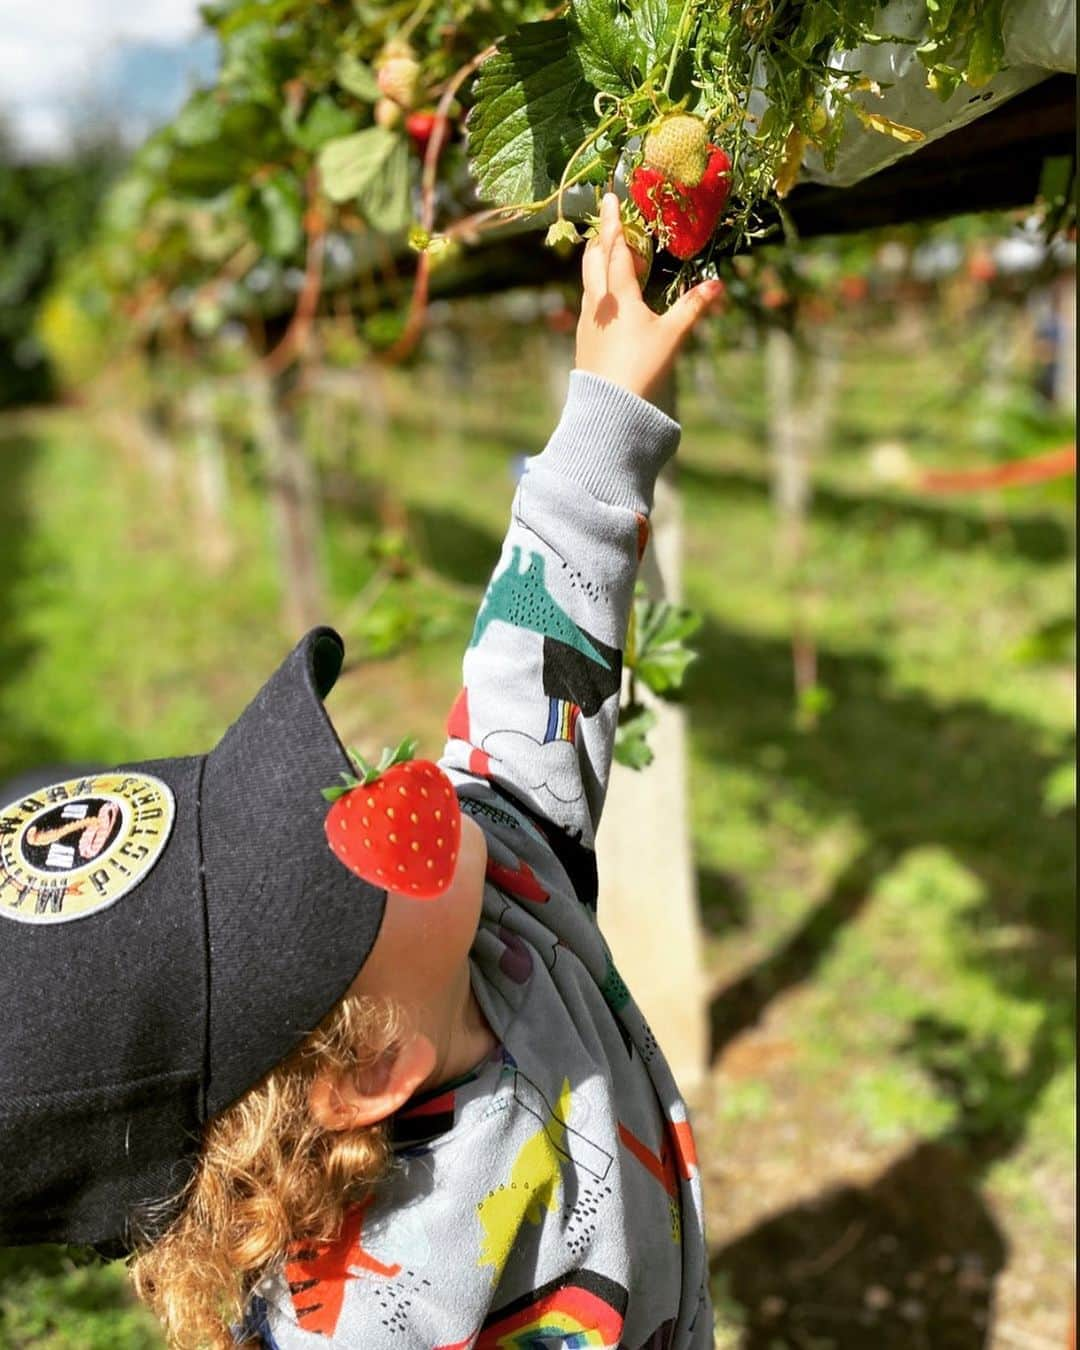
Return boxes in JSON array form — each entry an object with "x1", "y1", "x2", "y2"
[{"x1": 474, "y1": 1269, "x2": 628, "y2": 1348}]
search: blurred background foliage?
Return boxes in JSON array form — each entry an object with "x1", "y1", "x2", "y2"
[{"x1": 0, "y1": 123, "x2": 122, "y2": 408}]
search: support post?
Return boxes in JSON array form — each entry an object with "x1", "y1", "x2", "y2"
[
  {"x1": 246, "y1": 371, "x2": 327, "y2": 635},
  {"x1": 595, "y1": 372, "x2": 710, "y2": 1099}
]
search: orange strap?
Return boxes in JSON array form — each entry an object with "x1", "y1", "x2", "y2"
[{"x1": 915, "y1": 445, "x2": 1076, "y2": 493}]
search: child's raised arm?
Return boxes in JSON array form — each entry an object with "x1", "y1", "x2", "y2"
[{"x1": 440, "y1": 194, "x2": 723, "y2": 870}]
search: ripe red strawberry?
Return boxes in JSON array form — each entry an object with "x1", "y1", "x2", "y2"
[
  {"x1": 405, "y1": 110, "x2": 439, "y2": 155},
  {"x1": 323, "y1": 735, "x2": 461, "y2": 900},
  {"x1": 629, "y1": 128, "x2": 732, "y2": 261}
]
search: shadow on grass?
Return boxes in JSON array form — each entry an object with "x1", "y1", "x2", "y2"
[
  {"x1": 697, "y1": 864, "x2": 754, "y2": 938},
  {"x1": 679, "y1": 461, "x2": 1072, "y2": 563},
  {"x1": 710, "y1": 1010, "x2": 1067, "y2": 1347},
  {"x1": 692, "y1": 616, "x2": 1073, "y2": 1055},
  {"x1": 0, "y1": 429, "x2": 65, "y2": 782},
  {"x1": 326, "y1": 479, "x2": 504, "y2": 596},
  {"x1": 696, "y1": 615, "x2": 1073, "y2": 1343},
  {"x1": 708, "y1": 846, "x2": 885, "y2": 1057},
  {"x1": 408, "y1": 504, "x2": 504, "y2": 590}
]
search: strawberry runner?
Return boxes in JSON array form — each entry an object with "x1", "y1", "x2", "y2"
[{"x1": 251, "y1": 372, "x2": 712, "y2": 1348}]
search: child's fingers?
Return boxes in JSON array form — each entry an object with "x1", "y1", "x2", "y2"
[
  {"x1": 608, "y1": 229, "x2": 641, "y2": 297},
  {"x1": 662, "y1": 279, "x2": 725, "y2": 341},
  {"x1": 581, "y1": 229, "x2": 609, "y2": 300},
  {"x1": 582, "y1": 193, "x2": 620, "y2": 299}
]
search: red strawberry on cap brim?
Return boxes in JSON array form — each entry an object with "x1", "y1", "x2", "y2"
[
  {"x1": 629, "y1": 144, "x2": 732, "y2": 261},
  {"x1": 323, "y1": 735, "x2": 462, "y2": 900}
]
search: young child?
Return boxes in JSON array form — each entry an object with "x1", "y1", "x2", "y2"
[{"x1": 0, "y1": 193, "x2": 724, "y2": 1348}]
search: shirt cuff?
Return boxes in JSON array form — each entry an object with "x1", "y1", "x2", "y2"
[{"x1": 526, "y1": 370, "x2": 682, "y2": 515}]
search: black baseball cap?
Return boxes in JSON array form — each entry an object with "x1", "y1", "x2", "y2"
[{"x1": 0, "y1": 627, "x2": 387, "y2": 1251}]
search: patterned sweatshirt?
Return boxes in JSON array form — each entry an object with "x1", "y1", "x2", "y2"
[{"x1": 249, "y1": 371, "x2": 713, "y2": 1349}]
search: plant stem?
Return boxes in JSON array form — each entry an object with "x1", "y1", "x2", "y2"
[
  {"x1": 663, "y1": 0, "x2": 697, "y2": 96},
  {"x1": 398, "y1": 0, "x2": 437, "y2": 44},
  {"x1": 555, "y1": 111, "x2": 622, "y2": 218},
  {"x1": 446, "y1": 152, "x2": 609, "y2": 242}
]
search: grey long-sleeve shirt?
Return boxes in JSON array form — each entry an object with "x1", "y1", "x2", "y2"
[{"x1": 250, "y1": 371, "x2": 712, "y2": 1349}]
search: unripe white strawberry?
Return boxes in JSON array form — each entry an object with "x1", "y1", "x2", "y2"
[
  {"x1": 376, "y1": 45, "x2": 421, "y2": 110},
  {"x1": 375, "y1": 97, "x2": 403, "y2": 129},
  {"x1": 642, "y1": 114, "x2": 710, "y2": 187}
]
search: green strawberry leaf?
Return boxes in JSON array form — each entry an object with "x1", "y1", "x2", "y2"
[
  {"x1": 342, "y1": 735, "x2": 419, "y2": 786},
  {"x1": 322, "y1": 771, "x2": 363, "y2": 801},
  {"x1": 790, "y1": 3, "x2": 841, "y2": 58},
  {"x1": 251, "y1": 170, "x2": 304, "y2": 258},
  {"x1": 285, "y1": 94, "x2": 359, "y2": 152},
  {"x1": 637, "y1": 643, "x2": 698, "y2": 693},
  {"x1": 172, "y1": 91, "x2": 226, "y2": 147},
  {"x1": 336, "y1": 53, "x2": 382, "y2": 102},
  {"x1": 378, "y1": 734, "x2": 419, "y2": 772},
  {"x1": 636, "y1": 0, "x2": 682, "y2": 66},
  {"x1": 466, "y1": 19, "x2": 598, "y2": 208},
  {"x1": 614, "y1": 703, "x2": 657, "y2": 770},
  {"x1": 567, "y1": 0, "x2": 640, "y2": 96},
  {"x1": 629, "y1": 593, "x2": 703, "y2": 695},
  {"x1": 346, "y1": 748, "x2": 377, "y2": 783},
  {"x1": 164, "y1": 100, "x2": 286, "y2": 198},
  {"x1": 318, "y1": 127, "x2": 412, "y2": 234},
  {"x1": 638, "y1": 598, "x2": 703, "y2": 651},
  {"x1": 964, "y1": 0, "x2": 1004, "y2": 88},
  {"x1": 360, "y1": 133, "x2": 413, "y2": 234}
]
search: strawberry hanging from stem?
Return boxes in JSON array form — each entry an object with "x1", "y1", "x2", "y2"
[
  {"x1": 628, "y1": 113, "x2": 732, "y2": 261},
  {"x1": 323, "y1": 735, "x2": 462, "y2": 900}
]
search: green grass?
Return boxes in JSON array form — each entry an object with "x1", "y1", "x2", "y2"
[
  {"x1": 0, "y1": 414, "x2": 288, "y2": 780},
  {"x1": 0, "y1": 1250, "x2": 161, "y2": 1350},
  {"x1": 0, "y1": 320, "x2": 1073, "y2": 1345}
]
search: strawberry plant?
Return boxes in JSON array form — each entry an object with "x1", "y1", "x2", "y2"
[
  {"x1": 38, "y1": 0, "x2": 1036, "y2": 764},
  {"x1": 614, "y1": 582, "x2": 703, "y2": 771},
  {"x1": 462, "y1": 0, "x2": 1018, "y2": 297},
  {"x1": 44, "y1": 0, "x2": 1024, "y2": 359}
]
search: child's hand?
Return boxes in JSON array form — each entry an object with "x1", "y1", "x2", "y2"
[{"x1": 574, "y1": 192, "x2": 725, "y2": 407}]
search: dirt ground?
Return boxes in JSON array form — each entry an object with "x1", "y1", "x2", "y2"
[{"x1": 697, "y1": 1003, "x2": 1073, "y2": 1349}]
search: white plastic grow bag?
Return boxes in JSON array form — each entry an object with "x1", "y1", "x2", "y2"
[{"x1": 801, "y1": 0, "x2": 1076, "y2": 189}]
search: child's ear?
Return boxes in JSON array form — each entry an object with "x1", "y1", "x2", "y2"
[{"x1": 308, "y1": 1034, "x2": 438, "y2": 1131}]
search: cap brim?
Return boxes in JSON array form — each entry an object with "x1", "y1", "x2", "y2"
[{"x1": 200, "y1": 627, "x2": 387, "y2": 1118}]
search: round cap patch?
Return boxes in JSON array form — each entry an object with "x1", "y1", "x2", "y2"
[{"x1": 0, "y1": 773, "x2": 175, "y2": 925}]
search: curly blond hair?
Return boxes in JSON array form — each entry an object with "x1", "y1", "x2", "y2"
[{"x1": 129, "y1": 990, "x2": 407, "y2": 1350}]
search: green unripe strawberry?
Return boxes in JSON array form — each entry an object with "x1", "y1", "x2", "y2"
[{"x1": 642, "y1": 114, "x2": 711, "y2": 188}]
